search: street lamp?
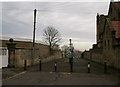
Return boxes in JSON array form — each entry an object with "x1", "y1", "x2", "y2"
[{"x1": 69, "y1": 39, "x2": 74, "y2": 72}]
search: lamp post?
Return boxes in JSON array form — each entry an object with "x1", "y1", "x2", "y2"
[{"x1": 69, "y1": 39, "x2": 73, "y2": 72}]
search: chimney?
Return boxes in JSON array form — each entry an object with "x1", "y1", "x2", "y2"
[{"x1": 96, "y1": 13, "x2": 99, "y2": 44}]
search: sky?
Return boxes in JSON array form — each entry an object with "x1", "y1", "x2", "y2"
[{"x1": 0, "y1": 0, "x2": 113, "y2": 51}]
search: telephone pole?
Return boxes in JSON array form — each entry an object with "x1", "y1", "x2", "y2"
[
  {"x1": 32, "y1": 9, "x2": 37, "y2": 65},
  {"x1": 33, "y1": 9, "x2": 37, "y2": 47}
]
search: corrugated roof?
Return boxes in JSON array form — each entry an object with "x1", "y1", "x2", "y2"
[{"x1": 112, "y1": 21, "x2": 120, "y2": 38}]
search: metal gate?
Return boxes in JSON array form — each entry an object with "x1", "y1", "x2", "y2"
[{"x1": 0, "y1": 47, "x2": 8, "y2": 68}]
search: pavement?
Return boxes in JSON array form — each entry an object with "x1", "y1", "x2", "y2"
[
  {"x1": 0, "y1": 69, "x2": 2, "y2": 86},
  {"x1": 2, "y1": 72, "x2": 119, "y2": 85},
  {"x1": 2, "y1": 67, "x2": 25, "y2": 80},
  {"x1": 2, "y1": 58, "x2": 120, "y2": 85}
]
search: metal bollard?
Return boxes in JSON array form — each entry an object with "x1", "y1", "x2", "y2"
[
  {"x1": 88, "y1": 62, "x2": 90, "y2": 73},
  {"x1": 24, "y1": 60, "x2": 27, "y2": 70},
  {"x1": 104, "y1": 62, "x2": 107, "y2": 73},
  {"x1": 70, "y1": 62, "x2": 73, "y2": 72},
  {"x1": 39, "y1": 60, "x2": 41, "y2": 71},
  {"x1": 54, "y1": 62, "x2": 57, "y2": 72}
]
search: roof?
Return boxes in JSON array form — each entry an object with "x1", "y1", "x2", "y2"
[{"x1": 112, "y1": 21, "x2": 120, "y2": 38}]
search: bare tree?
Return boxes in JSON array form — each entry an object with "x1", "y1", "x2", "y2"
[
  {"x1": 61, "y1": 45, "x2": 70, "y2": 58},
  {"x1": 43, "y1": 26, "x2": 61, "y2": 53}
]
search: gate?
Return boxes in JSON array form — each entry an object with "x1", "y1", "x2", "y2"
[{"x1": 0, "y1": 47, "x2": 8, "y2": 68}]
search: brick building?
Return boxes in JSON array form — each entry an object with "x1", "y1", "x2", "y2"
[{"x1": 82, "y1": 1, "x2": 120, "y2": 69}]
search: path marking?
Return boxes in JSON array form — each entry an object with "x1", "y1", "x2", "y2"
[{"x1": 3, "y1": 71, "x2": 26, "y2": 81}]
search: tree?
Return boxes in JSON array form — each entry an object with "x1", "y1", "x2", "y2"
[
  {"x1": 61, "y1": 45, "x2": 70, "y2": 58},
  {"x1": 43, "y1": 26, "x2": 61, "y2": 53}
]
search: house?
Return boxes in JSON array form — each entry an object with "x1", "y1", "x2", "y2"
[
  {"x1": 82, "y1": 1, "x2": 120, "y2": 69},
  {"x1": 97, "y1": 2, "x2": 120, "y2": 49}
]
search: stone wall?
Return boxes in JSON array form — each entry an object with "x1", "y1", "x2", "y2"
[
  {"x1": 1, "y1": 39, "x2": 62, "y2": 68},
  {"x1": 82, "y1": 47, "x2": 120, "y2": 70},
  {"x1": 14, "y1": 48, "x2": 62, "y2": 67},
  {"x1": 91, "y1": 49, "x2": 103, "y2": 63},
  {"x1": 103, "y1": 46, "x2": 120, "y2": 69},
  {"x1": 15, "y1": 48, "x2": 33, "y2": 67},
  {"x1": 115, "y1": 47, "x2": 120, "y2": 69},
  {"x1": 41, "y1": 51, "x2": 62, "y2": 63},
  {"x1": 82, "y1": 51, "x2": 90, "y2": 59}
]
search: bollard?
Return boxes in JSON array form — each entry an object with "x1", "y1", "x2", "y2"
[
  {"x1": 88, "y1": 62, "x2": 90, "y2": 73},
  {"x1": 39, "y1": 60, "x2": 41, "y2": 71},
  {"x1": 104, "y1": 62, "x2": 107, "y2": 73},
  {"x1": 70, "y1": 62, "x2": 73, "y2": 72},
  {"x1": 69, "y1": 58, "x2": 73, "y2": 72},
  {"x1": 24, "y1": 60, "x2": 27, "y2": 70},
  {"x1": 54, "y1": 62, "x2": 57, "y2": 72}
]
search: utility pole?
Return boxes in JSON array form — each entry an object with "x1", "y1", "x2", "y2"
[
  {"x1": 32, "y1": 9, "x2": 37, "y2": 65},
  {"x1": 33, "y1": 9, "x2": 37, "y2": 47}
]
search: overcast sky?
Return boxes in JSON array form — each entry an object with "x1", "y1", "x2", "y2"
[{"x1": 1, "y1": 0, "x2": 111, "y2": 51}]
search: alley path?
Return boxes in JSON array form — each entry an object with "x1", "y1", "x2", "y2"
[{"x1": 2, "y1": 58, "x2": 120, "y2": 85}]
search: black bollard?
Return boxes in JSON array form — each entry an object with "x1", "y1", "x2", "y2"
[
  {"x1": 24, "y1": 60, "x2": 27, "y2": 70},
  {"x1": 39, "y1": 60, "x2": 41, "y2": 71},
  {"x1": 54, "y1": 62, "x2": 57, "y2": 72},
  {"x1": 104, "y1": 62, "x2": 107, "y2": 73},
  {"x1": 88, "y1": 62, "x2": 90, "y2": 73},
  {"x1": 70, "y1": 62, "x2": 73, "y2": 72}
]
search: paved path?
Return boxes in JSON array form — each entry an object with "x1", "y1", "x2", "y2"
[
  {"x1": 0, "y1": 69, "x2": 2, "y2": 86},
  {"x1": 2, "y1": 58, "x2": 120, "y2": 85},
  {"x1": 2, "y1": 72, "x2": 119, "y2": 85}
]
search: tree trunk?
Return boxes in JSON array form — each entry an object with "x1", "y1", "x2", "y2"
[{"x1": 49, "y1": 46, "x2": 53, "y2": 55}]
